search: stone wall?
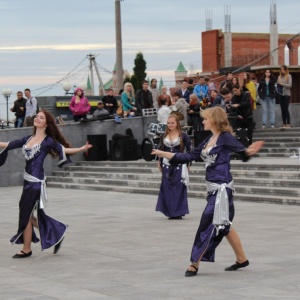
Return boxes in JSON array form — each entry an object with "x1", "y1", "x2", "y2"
[{"x1": 0, "y1": 115, "x2": 157, "y2": 187}]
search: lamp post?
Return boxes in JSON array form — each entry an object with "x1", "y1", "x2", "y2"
[{"x1": 2, "y1": 88, "x2": 12, "y2": 127}]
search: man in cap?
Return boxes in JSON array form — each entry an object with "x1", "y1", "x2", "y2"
[{"x1": 93, "y1": 101, "x2": 109, "y2": 118}]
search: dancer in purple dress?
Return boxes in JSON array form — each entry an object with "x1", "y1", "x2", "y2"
[
  {"x1": 156, "y1": 115, "x2": 191, "y2": 219},
  {"x1": 0, "y1": 110, "x2": 92, "y2": 258},
  {"x1": 152, "y1": 107, "x2": 264, "y2": 276}
]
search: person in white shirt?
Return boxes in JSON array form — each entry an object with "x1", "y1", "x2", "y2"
[{"x1": 157, "y1": 99, "x2": 171, "y2": 124}]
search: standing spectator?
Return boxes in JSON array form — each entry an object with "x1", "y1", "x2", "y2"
[
  {"x1": 24, "y1": 88, "x2": 38, "y2": 127},
  {"x1": 157, "y1": 86, "x2": 172, "y2": 107},
  {"x1": 232, "y1": 76, "x2": 240, "y2": 88},
  {"x1": 102, "y1": 88, "x2": 118, "y2": 115},
  {"x1": 157, "y1": 99, "x2": 171, "y2": 124},
  {"x1": 193, "y1": 76, "x2": 209, "y2": 102},
  {"x1": 277, "y1": 65, "x2": 292, "y2": 128},
  {"x1": 220, "y1": 71, "x2": 233, "y2": 92},
  {"x1": 10, "y1": 91, "x2": 26, "y2": 128},
  {"x1": 121, "y1": 82, "x2": 137, "y2": 118},
  {"x1": 231, "y1": 85, "x2": 254, "y2": 144},
  {"x1": 242, "y1": 72, "x2": 257, "y2": 110},
  {"x1": 155, "y1": 114, "x2": 191, "y2": 219},
  {"x1": 179, "y1": 79, "x2": 191, "y2": 103},
  {"x1": 173, "y1": 90, "x2": 189, "y2": 126},
  {"x1": 69, "y1": 88, "x2": 91, "y2": 122},
  {"x1": 187, "y1": 79, "x2": 194, "y2": 93},
  {"x1": 251, "y1": 77, "x2": 261, "y2": 106},
  {"x1": 148, "y1": 78, "x2": 160, "y2": 108},
  {"x1": 209, "y1": 89, "x2": 218, "y2": 106},
  {"x1": 205, "y1": 76, "x2": 218, "y2": 102},
  {"x1": 93, "y1": 101, "x2": 109, "y2": 118},
  {"x1": 212, "y1": 88, "x2": 231, "y2": 111},
  {"x1": 135, "y1": 80, "x2": 153, "y2": 115},
  {"x1": 187, "y1": 94, "x2": 202, "y2": 132},
  {"x1": 257, "y1": 69, "x2": 276, "y2": 129}
]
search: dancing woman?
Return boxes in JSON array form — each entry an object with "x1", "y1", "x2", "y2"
[
  {"x1": 0, "y1": 110, "x2": 92, "y2": 258},
  {"x1": 156, "y1": 115, "x2": 191, "y2": 219},
  {"x1": 152, "y1": 107, "x2": 263, "y2": 276}
]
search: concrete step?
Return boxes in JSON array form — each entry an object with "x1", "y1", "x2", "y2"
[
  {"x1": 46, "y1": 181, "x2": 300, "y2": 206},
  {"x1": 51, "y1": 170, "x2": 300, "y2": 183},
  {"x1": 46, "y1": 176, "x2": 300, "y2": 197}
]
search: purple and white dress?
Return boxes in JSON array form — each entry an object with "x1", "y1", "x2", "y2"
[
  {"x1": 170, "y1": 131, "x2": 249, "y2": 263},
  {"x1": 0, "y1": 135, "x2": 71, "y2": 251},
  {"x1": 156, "y1": 132, "x2": 191, "y2": 218}
]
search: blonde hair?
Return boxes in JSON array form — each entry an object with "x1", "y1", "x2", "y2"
[
  {"x1": 201, "y1": 107, "x2": 233, "y2": 134},
  {"x1": 123, "y1": 82, "x2": 135, "y2": 100}
]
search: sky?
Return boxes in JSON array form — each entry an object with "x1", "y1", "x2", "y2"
[{"x1": 0, "y1": 0, "x2": 300, "y2": 116}]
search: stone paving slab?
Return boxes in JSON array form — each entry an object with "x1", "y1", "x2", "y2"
[{"x1": 0, "y1": 186, "x2": 300, "y2": 299}]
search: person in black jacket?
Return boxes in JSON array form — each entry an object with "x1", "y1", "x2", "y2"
[
  {"x1": 10, "y1": 91, "x2": 27, "y2": 128},
  {"x1": 231, "y1": 85, "x2": 253, "y2": 144},
  {"x1": 102, "y1": 88, "x2": 118, "y2": 115},
  {"x1": 257, "y1": 69, "x2": 276, "y2": 129},
  {"x1": 135, "y1": 80, "x2": 153, "y2": 115}
]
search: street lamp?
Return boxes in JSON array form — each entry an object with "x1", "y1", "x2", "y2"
[
  {"x1": 62, "y1": 82, "x2": 73, "y2": 95},
  {"x1": 2, "y1": 88, "x2": 12, "y2": 127}
]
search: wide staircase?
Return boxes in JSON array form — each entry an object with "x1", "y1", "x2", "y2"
[{"x1": 47, "y1": 127, "x2": 300, "y2": 206}]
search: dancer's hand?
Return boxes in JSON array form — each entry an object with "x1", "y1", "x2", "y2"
[{"x1": 246, "y1": 141, "x2": 264, "y2": 156}]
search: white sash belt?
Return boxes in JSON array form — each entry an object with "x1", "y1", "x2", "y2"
[
  {"x1": 206, "y1": 180, "x2": 234, "y2": 235},
  {"x1": 24, "y1": 171, "x2": 47, "y2": 209}
]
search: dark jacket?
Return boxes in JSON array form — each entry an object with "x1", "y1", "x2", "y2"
[
  {"x1": 11, "y1": 98, "x2": 27, "y2": 117},
  {"x1": 257, "y1": 77, "x2": 276, "y2": 100},
  {"x1": 102, "y1": 95, "x2": 118, "y2": 114},
  {"x1": 135, "y1": 89, "x2": 153, "y2": 115},
  {"x1": 231, "y1": 91, "x2": 252, "y2": 120}
]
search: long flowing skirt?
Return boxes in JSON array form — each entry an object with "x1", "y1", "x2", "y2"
[
  {"x1": 191, "y1": 188, "x2": 234, "y2": 263},
  {"x1": 10, "y1": 181, "x2": 67, "y2": 250},
  {"x1": 156, "y1": 164, "x2": 189, "y2": 218}
]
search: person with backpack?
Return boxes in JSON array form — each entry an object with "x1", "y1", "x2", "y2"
[{"x1": 24, "y1": 88, "x2": 39, "y2": 127}]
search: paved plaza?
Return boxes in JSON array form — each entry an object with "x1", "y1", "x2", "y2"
[{"x1": 0, "y1": 186, "x2": 300, "y2": 299}]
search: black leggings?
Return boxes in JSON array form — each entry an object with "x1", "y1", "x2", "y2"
[{"x1": 279, "y1": 95, "x2": 291, "y2": 125}]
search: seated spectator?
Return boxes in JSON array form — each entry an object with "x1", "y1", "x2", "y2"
[
  {"x1": 102, "y1": 88, "x2": 118, "y2": 114},
  {"x1": 122, "y1": 82, "x2": 137, "y2": 118},
  {"x1": 157, "y1": 99, "x2": 171, "y2": 124},
  {"x1": 93, "y1": 101, "x2": 109, "y2": 118}
]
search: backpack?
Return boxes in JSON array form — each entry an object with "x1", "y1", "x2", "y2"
[{"x1": 30, "y1": 97, "x2": 40, "y2": 115}]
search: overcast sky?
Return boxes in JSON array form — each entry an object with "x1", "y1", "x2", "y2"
[{"x1": 0, "y1": 0, "x2": 299, "y2": 109}]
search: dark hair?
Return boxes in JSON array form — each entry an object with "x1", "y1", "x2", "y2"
[
  {"x1": 108, "y1": 88, "x2": 113, "y2": 92},
  {"x1": 225, "y1": 71, "x2": 233, "y2": 76},
  {"x1": 33, "y1": 110, "x2": 71, "y2": 157},
  {"x1": 188, "y1": 79, "x2": 193, "y2": 84},
  {"x1": 204, "y1": 76, "x2": 210, "y2": 82},
  {"x1": 251, "y1": 77, "x2": 257, "y2": 81},
  {"x1": 219, "y1": 87, "x2": 230, "y2": 95},
  {"x1": 143, "y1": 80, "x2": 149, "y2": 84},
  {"x1": 173, "y1": 90, "x2": 182, "y2": 98},
  {"x1": 24, "y1": 88, "x2": 31, "y2": 92},
  {"x1": 17, "y1": 91, "x2": 23, "y2": 95},
  {"x1": 181, "y1": 79, "x2": 187, "y2": 84},
  {"x1": 160, "y1": 98, "x2": 167, "y2": 105},
  {"x1": 198, "y1": 75, "x2": 205, "y2": 79},
  {"x1": 232, "y1": 84, "x2": 240, "y2": 90},
  {"x1": 150, "y1": 78, "x2": 157, "y2": 84}
]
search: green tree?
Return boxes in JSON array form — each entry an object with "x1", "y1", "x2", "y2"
[{"x1": 132, "y1": 52, "x2": 147, "y2": 91}]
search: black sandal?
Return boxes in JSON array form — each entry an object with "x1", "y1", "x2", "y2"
[
  {"x1": 12, "y1": 250, "x2": 32, "y2": 259},
  {"x1": 225, "y1": 260, "x2": 249, "y2": 271},
  {"x1": 185, "y1": 264, "x2": 198, "y2": 277}
]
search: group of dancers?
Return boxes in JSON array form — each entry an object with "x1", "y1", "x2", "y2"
[{"x1": 0, "y1": 107, "x2": 263, "y2": 278}]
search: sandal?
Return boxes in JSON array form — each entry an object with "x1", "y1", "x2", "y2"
[
  {"x1": 12, "y1": 250, "x2": 32, "y2": 259},
  {"x1": 185, "y1": 264, "x2": 198, "y2": 277}
]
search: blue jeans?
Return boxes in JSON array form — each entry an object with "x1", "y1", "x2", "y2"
[
  {"x1": 15, "y1": 116, "x2": 25, "y2": 128},
  {"x1": 261, "y1": 97, "x2": 275, "y2": 126}
]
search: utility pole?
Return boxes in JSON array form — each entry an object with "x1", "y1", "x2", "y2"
[
  {"x1": 87, "y1": 54, "x2": 95, "y2": 95},
  {"x1": 115, "y1": 0, "x2": 124, "y2": 92}
]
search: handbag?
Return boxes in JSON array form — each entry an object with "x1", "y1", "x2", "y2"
[{"x1": 116, "y1": 105, "x2": 123, "y2": 116}]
